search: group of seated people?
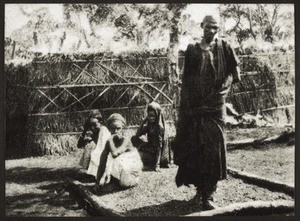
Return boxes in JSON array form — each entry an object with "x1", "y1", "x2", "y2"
[{"x1": 77, "y1": 101, "x2": 173, "y2": 191}]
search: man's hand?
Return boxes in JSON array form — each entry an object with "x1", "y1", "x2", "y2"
[
  {"x1": 111, "y1": 150, "x2": 120, "y2": 158},
  {"x1": 99, "y1": 172, "x2": 111, "y2": 186},
  {"x1": 84, "y1": 136, "x2": 93, "y2": 142}
]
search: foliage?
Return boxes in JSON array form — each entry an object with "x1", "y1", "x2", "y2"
[
  {"x1": 5, "y1": 4, "x2": 294, "y2": 58},
  {"x1": 220, "y1": 4, "x2": 294, "y2": 48},
  {"x1": 5, "y1": 4, "x2": 191, "y2": 56}
]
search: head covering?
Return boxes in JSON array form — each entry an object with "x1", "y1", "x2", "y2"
[
  {"x1": 147, "y1": 101, "x2": 162, "y2": 114},
  {"x1": 107, "y1": 113, "x2": 126, "y2": 128},
  {"x1": 83, "y1": 111, "x2": 103, "y2": 130},
  {"x1": 90, "y1": 110, "x2": 103, "y2": 123},
  {"x1": 201, "y1": 15, "x2": 220, "y2": 27},
  {"x1": 147, "y1": 101, "x2": 165, "y2": 131}
]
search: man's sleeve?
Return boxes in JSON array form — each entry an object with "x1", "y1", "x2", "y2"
[
  {"x1": 178, "y1": 44, "x2": 192, "y2": 107},
  {"x1": 183, "y1": 44, "x2": 192, "y2": 77},
  {"x1": 174, "y1": 44, "x2": 192, "y2": 154},
  {"x1": 225, "y1": 41, "x2": 241, "y2": 83}
]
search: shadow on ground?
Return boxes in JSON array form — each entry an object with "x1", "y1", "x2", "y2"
[
  {"x1": 6, "y1": 166, "x2": 96, "y2": 184},
  {"x1": 5, "y1": 166, "x2": 95, "y2": 216},
  {"x1": 5, "y1": 191, "x2": 82, "y2": 214},
  {"x1": 125, "y1": 199, "x2": 202, "y2": 216}
]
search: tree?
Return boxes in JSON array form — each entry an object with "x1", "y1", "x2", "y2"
[
  {"x1": 12, "y1": 5, "x2": 64, "y2": 52},
  {"x1": 220, "y1": 4, "x2": 257, "y2": 44},
  {"x1": 220, "y1": 4, "x2": 293, "y2": 45},
  {"x1": 7, "y1": 4, "x2": 191, "y2": 55},
  {"x1": 166, "y1": 3, "x2": 187, "y2": 82}
]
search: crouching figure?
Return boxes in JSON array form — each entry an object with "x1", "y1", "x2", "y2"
[{"x1": 95, "y1": 113, "x2": 143, "y2": 191}]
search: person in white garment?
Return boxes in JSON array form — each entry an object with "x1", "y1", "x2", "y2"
[
  {"x1": 95, "y1": 113, "x2": 143, "y2": 191},
  {"x1": 78, "y1": 112, "x2": 111, "y2": 180}
]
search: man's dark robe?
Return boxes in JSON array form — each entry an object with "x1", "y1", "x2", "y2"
[{"x1": 174, "y1": 38, "x2": 240, "y2": 187}]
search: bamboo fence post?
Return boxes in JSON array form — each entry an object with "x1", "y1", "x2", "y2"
[
  {"x1": 126, "y1": 85, "x2": 145, "y2": 106},
  {"x1": 86, "y1": 87, "x2": 111, "y2": 109},
  {"x1": 147, "y1": 83, "x2": 173, "y2": 104},
  {"x1": 111, "y1": 87, "x2": 131, "y2": 107},
  {"x1": 123, "y1": 61, "x2": 144, "y2": 78},
  {"x1": 98, "y1": 62, "x2": 156, "y2": 100},
  {"x1": 42, "y1": 90, "x2": 64, "y2": 112},
  {"x1": 71, "y1": 62, "x2": 91, "y2": 84},
  {"x1": 95, "y1": 62, "x2": 115, "y2": 83},
  {"x1": 73, "y1": 62, "x2": 104, "y2": 84},
  {"x1": 38, "y1": 89, "x2": 61, "y2": 110},
  {"x1": 60, "y1": 90, "x2": 96, "y2": 112},
  {"x1": 153, "y1": 84, "x2": 167, "y2": 102},
  {"x1": 64, "y1": 88, "x2": 86, "y2": 108}
]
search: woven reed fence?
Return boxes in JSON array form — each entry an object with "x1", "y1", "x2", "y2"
[{"x1": 5, "y1": 52, "x2": 294, "y2": 158}]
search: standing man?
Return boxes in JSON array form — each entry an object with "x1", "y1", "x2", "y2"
[{"x1": 173, "y1": 15, "x2": 241, "y2": 210}]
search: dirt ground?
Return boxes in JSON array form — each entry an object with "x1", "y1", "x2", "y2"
[
  {"x1": 226, "y1": 126, "x2": 286, "y2": 141},
  {"x1": 80, "y1": 165, "x2": 293, "y2": 216},
  {"x1": 5, "y1": 127, "x2": 294, "y2": 216},
  {"x1": 81, "y1": 141, "x2": 294, "y2": 216},
  {"x1": 5, "y1": 153, "x2": 87, "y2": 216},
  {"x1": 227, "y1": 143, "x2": 294, "y2": 185}
]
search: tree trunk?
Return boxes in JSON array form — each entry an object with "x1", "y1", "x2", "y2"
[
  {"x1": 166, "y1": 4, "x2": 187, "y2": 83},
  {"x1": 166, "y1": 4, "x2": 186, "y2": 121}
]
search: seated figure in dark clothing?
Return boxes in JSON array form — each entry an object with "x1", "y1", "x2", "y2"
[{"x1": 131, "y1": 101, "x2": 172, "y2": 172}]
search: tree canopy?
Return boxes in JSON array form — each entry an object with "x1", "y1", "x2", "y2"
[
  {"x1": 5, "y1": 3, "x2": 294, "y2": 58},
  {"x1": 219, "y1": 4, "x2": 294, "y2": 52}
]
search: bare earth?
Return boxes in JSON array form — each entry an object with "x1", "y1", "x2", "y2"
[
  {"x1": 5, "y1": 127, "x2": 294, "y2": 216},
  {"x1": 5, "y1": 153, "x2": 87, "y2": 217}
]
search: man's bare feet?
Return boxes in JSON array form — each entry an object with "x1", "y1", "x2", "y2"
[
  {"x1": 202, "y1": 199, "x2": 217, "y2": 210},
  {"x1": 154, "y1": 166, "x2": 161, "y2": 172}
]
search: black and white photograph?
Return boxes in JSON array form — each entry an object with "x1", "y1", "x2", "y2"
[{"x1": 4, "y1": 2, "x2": 296, "y2": 217}]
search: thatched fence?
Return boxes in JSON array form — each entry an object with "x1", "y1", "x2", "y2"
[{"x1": 5, "y1": 52, "x2": 294, "y2": 158}]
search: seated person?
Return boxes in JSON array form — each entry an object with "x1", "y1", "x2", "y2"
[
  {"x1": 78, "y1": 111, "x2": 111, "y2": 180},
  {"x1": 131, "y1": 101, "x2": 170, "y2": 172},
  {"x1": 77, "y1": 111, "x2": 103, "y2": 149},
  {"x1": 95, "y1": 113, "x2": 143, "y2": 190}
]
